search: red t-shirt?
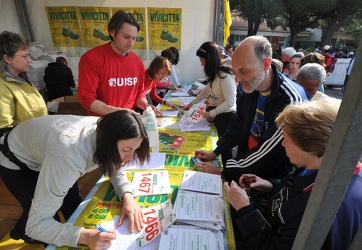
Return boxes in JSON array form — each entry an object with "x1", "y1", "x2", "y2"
[
  {"x1": 324, "y1": 53, "x2": 332, "y2": 67},
  {"x1": 143, "y1": 69, "x2": 164, "y2": 104},
  {"x1": 78, "y1": 43, "x2": 145, "y2": 116}
]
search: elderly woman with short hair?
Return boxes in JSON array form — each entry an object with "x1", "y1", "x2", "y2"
[{"x1": 0, "y1": 31, "x2": 47, "y2": 130}]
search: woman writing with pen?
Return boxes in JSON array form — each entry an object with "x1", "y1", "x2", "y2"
[{"x1": 0, "y1": 110, "x2": 150, "y2": 248}]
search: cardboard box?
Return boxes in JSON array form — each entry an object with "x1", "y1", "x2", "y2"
[{"x1": 47, "y1": 95, "x2": 88, "y2": 116}]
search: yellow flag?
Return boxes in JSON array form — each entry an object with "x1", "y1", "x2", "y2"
[{"x1": 224, "y1": 0, "x2": 232, "y2": 47}]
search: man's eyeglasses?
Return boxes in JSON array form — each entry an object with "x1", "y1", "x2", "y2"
[{"x1": 13, "y1": 53, "x2": 31, "y2": 60}]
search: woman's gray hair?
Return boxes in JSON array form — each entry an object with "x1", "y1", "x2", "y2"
[
  {"x1": 282, "y1": 47, "x2": 297, "y2": 57},
  {"x1": 0, "y1": 31, "x2": 30, "y2": 71},
  {"x1": 291, "y1": 52, "x2": 305, "y2": 59},
  {"x1": 297, "y1": 63, "x2": 326, "y2": 87}
]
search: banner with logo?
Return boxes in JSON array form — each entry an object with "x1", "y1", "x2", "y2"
[
  {"x1": 147, "y1": 7, "x2": 182, "y2": 58},
  {"x1": 77, "y1": 7, "x2": 111, "y2": 49},
  {"x1": 45, "y1": 6, "x2": 84, "y2": 56}
]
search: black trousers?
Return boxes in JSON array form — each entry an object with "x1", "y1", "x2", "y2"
[
  {"x1": 207, "y1": 107, "x2": 235, "y2": 166},
  {"x1": 0, "y1": 165, "x2": 82, "y2": 235}
]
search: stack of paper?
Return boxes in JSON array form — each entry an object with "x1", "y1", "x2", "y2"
[
  {"x1": 173, "y1": 190, "x2": 225, "y2": 230},
  {"x1": 172, "y1": 171, "x2": 225, "y2": 230},
  {"x1": 179, "y1": 96, "x2": 195, "y2": 105},
  {"x1": 180, "y1": 170, "x2": 222, "y2": 196},
  {"x1": 180, "y1": 84, "x2": 192, "y2": 93},
  {"x1": 178, "y1": 119, "x2": 211, "y2": 132},
  {"x1": 159, "y1": 225, "x2": 224, "y2": 250},
  {"x1": 162, "y1": 110, "x2": 179, "y2": 117},
  {"x1": 171, "y1": 92, "x2": 189, "y2": 97}
]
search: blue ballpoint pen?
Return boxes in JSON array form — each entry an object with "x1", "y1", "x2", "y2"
[{"x1": 95, "y1": 224, "x2": 108, "y2": 233}]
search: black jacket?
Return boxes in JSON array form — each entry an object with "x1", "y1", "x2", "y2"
[
  {"x1": 215, "y1": 64, "x2": 308, "y2": 182},
  {"x1": 44, "y1": 62, "x2": 75, "y2": 100},
  {"x1": 235, "y1": 168, "x2": 316, "y2": 250}
]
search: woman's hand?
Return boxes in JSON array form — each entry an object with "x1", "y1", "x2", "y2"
[
  {"x1": 239, "y1": 174, "x2": 273, "y2": 192},
  {"x1": 149, "y1": 105, "x2": 163, "y2": 117},
  {"x1": 203, "y1": 112, "x2": 211, "y2": 119},
  {"x1": 203, "y1": 112, "x2": 214, "y2": 122},
  {"x1": 184, "y1": 103, "x2": 193, "y2": 110},
  {"x1": 164, "y1": 101, "x2": 178, "y2": 110},
  {"x1": 78, "y1": 228, "x2": 116, "y2": 250},
  {"x1": 223, "y1": 181, "x2": 250, "y2": 211},
  {"x1": 117, "y1": 193, "x2": 144, "y2": 233},
  {"x1": 195, "y1": 150, "x2": 217, "y2": 160},
  {"x1": 194, "y1": 162, "x2": 221, "y2": 175},
  {"x1": 168, "y1": 83, "x2": 177, "y2": 90}
]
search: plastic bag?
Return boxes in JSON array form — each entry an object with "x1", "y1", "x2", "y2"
[{"x1": 141, "y1": 106, "x2": 160, "y2": 154}]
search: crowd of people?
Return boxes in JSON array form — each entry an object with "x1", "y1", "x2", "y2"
[{"x1": 0, "y1": 9, "x2": 360, "y2": 250}]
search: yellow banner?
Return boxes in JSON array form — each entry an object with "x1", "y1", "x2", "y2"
[
  {"x1": 147, "y1": 8, "x2": 181, "y2": 51},
  {"x1": 224, "y1": 0, "x2": 232, "y2": 47},
  {"x1": 77, "y1": 7, "x2": 111, "y2": 48},
  {"x1": 45, "y1": 6, "x2": 83, "y2": 56}
]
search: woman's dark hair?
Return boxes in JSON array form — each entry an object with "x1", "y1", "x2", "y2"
[
  {"x1": 169, "y1": 47, "x2": 179, "y2": 65},
  {"x1": 300, "y1": 52, "x2": 326, "y2": 68},
  {"x1": 161, "y1": 47, "x2": 179, "y2": 65},
  {"x1": 0, "y1": 31, "x2": 30, "y2": 71},
  {"x1": 196, "y1": 41, "x2": 233, "y2": 83},
  {"x1": 108, "y1": 10, "x2": 140, "y2": 41},
  {"x1": 148, "y1": 56, "x2": 171, "y2": 79},
  {"x1": 56, "y1": 56, "x2": 68, "y2": 65},
  {"x1": 94, "y1": 110, "x2": 150, "y2": 176}
]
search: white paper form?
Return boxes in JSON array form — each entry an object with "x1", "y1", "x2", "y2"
[
  {"x1": 101, "y1": 200, "x2": 175, "y2": 249},
  {"x1": 179, "y1": 97, "x2": 195, "y2": 105},
  {"x1": 125, "y1": 153, "x2": 166, "y2": 170},
  {"x1": 176, "y1": 218, "x2": 225, "y2": 231},
  {"x1": 171, "y1": 92, "x2": 190, "y2": 97},
  {"x1": 132, "y1": 171, "x2": 171, "y2": 197},
  {"x1": 178, "y1": 119, "x2": 211, "y2": 132},
  {"x1": 158, "y1": 226, "x2": 220, "y2": 250},
  {"x1": 161, "y1": 225, "x2": 224, "y2": 250},
  {"x1": 180, "y1": 170, "x2": 223, "y2": 196},
  {"x1": 180, "y1": 85, "x2": 192, "y2": 93},
  {"x1": 161, "y1": 110, "x2": 179, "y2": 117},
  {"x1": 173, "y1": 190, "x2": 223, "y2": 222}
]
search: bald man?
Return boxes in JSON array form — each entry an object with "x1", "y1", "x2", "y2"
[{"x1": 195, "y1": 36, "x2": 309, "y2": 183}]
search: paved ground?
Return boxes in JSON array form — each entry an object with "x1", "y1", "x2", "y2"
[
  {"x1": 324, "y1": 85, "x2": 344, "y2": 100},
  {"x1": 324, "y1": 85, "x2": 362, "y2": 162}
]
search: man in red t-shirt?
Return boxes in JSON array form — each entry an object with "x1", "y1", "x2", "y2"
[{"x1": 78, "y1": 10, "x2": 161, "y2": 116}]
